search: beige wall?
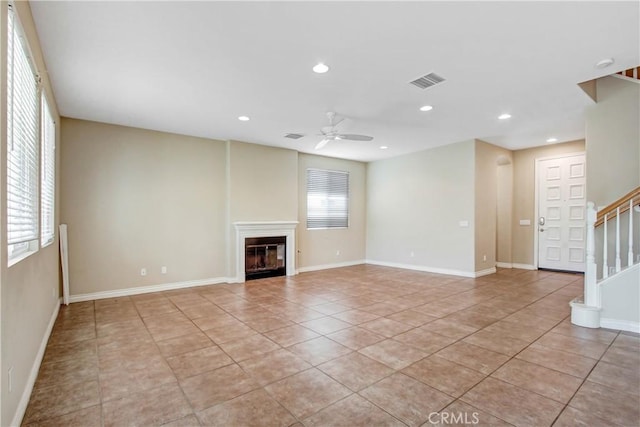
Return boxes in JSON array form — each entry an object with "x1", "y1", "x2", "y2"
[
  {"x1": 227, "y1": 141, "x2": 298, "y2": 274},
  {"x1": 496, "y1": 158, "x2": 513, "y2": 265},
  {"x1": 297, "y1": 154, "x2": 366, "y2": 269},
  {"x1": 585, "y1": 76, "x2": 640, "y2": 206},
  {"x1": 61, "y1": 119, "x2": 228, "y2": 295},
  {"x1": 584, "y1": 76, "x2": 639, "y2": 280},
  {"x1": 366, "y1": 140, "x2": 476, "y2": 274},
  {"x1": 1, "y1": 2, "x2": 62, "y2": 425},
  {"x1": 228, "y1": 141, "x2": 298, "y2": 222},
  {"x1": 474, "y1": 140, "x2": 512, "y2": 272},
  {"x1": 61, "y1": 125, "x2": 366, "y2": 292},
  {"x1": 511, "y1": 140, "x2": 585, "y2": 266}
]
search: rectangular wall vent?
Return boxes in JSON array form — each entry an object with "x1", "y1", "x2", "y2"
[
  {"x1": 284, "y1": 133, "x2": 305, "y2": 139},
  {"x1": 409, "y1": 72, "x2": 445, "y2": 89}
]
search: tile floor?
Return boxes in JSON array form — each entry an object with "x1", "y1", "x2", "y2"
[{"x1": 23, "y1": 265, "x2": 640, "y2": 426}]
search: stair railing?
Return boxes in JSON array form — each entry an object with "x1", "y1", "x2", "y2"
[
  {"x1": 617, "y1": 67, "x2": 640, "y2": 80},
  {"x1": 584, "y1": 186, "x2": 640, "y2": 307}
]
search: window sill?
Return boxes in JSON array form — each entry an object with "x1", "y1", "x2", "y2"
[
  {"x1": 8, "y1": 248, "x2": 38, "y2": 267},
  {"x1": 307, "y1": 227, "x2": 349, "y2": 231}
]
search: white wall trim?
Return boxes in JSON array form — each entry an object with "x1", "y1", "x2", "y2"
[
  {"x1": 475, "y1": 267, "x2": 497, "y2": 277},
  {"x1": 297, "y1": 259, "x2": 365, "y2": 273},
  {"x1": 11, "y1": 302, "x2": 60, "y2": 427},
  {"x1": 496, "y1": 262, "x2": 537, "y2": 270},
  {"x1": 512, "y1": 263, "x2": 537, "y2": 270},
  {"x1": 365, "y1": 259, "x2": 479, "y2": 278},
  {"x1": 600, "y1": 318, "x2": 640, "y2": 333},
  {"x1": 69, "y1": 277, "x2": 229, "y2": 303},
  {"x1": 234, "y1": 221, "x2": 298, "y2": 283}
]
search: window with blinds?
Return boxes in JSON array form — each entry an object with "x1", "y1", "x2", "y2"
[
  {"x1": 306, "y1": 168, "x2": 349, "y2": 229},
  {"x1": 7, "y1": 6, "x2": 40, "y2": 260},
  {"x1": 41, "y1": 96, "x2": 55, "y2": 246}
]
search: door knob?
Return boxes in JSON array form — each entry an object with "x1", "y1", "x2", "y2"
[{"x1": 538, "y1": 216, "x2": 545, "y2": 226}]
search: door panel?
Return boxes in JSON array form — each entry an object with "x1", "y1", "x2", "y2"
[{"x1": 538, "y1": 154, "x2": 586, "y2": 272}]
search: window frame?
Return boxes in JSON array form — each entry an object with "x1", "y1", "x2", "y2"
[
  {"x1": 306, "y1": 168, "x2": 350, "y2": 230},
  {"x1": 40, "y1": 94, "x2": 55, "y2": 247},
  {"x1": 7, "y1": 3, "x2": 42, "y2": 264}
]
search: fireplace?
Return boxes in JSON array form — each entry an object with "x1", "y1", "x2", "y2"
[
  {"x1": 233, "y1": 221, "x2": 298, "y2": 283},
  {"x1": 245, "y1": 236, "x2": 286, "y2": 280}
]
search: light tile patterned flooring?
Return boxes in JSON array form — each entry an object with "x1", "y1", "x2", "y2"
[{"x1": 23, "y1": 266, "x2": 640, "y2": 426}]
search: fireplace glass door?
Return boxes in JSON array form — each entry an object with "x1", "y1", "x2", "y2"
[{"x1": 244, "y1": 236, "x2": 286, "y2": 280}]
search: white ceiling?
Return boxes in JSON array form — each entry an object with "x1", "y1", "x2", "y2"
[{"x1": 30, "y1": 1, "x2": 639, "y2": 162}]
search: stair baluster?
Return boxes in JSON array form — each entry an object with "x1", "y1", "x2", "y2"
[
  {"x1": 615, "y1": 207, "x2": 622, "y2": 273},
  {"x1": 629, "y1": 199, "x2": 634, "y2": 266},
  {"x1": 603, "y1": 213, "x2": 609, "y2": 278}
]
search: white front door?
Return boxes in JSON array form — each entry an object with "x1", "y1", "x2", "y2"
[{"x1": 537, "y1": 153, "x2": 586, "y2": 272}]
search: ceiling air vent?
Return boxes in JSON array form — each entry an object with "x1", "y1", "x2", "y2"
[
  {"x1": 284, "y1": 133, "x2": 305, "y2": 139},
  {"x1": 409, "y1": 72, "x2": 445, "y2": 89}
]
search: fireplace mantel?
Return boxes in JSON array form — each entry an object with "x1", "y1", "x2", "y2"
[{"x1": 233, "y1": 221, "x2": 298, "y2": 283}]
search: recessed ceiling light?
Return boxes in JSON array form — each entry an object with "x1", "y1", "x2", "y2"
[
  {"x1": 419, "y1": 105, "x2": 433, "y2": 112},
  {"x1": 238, "y1": 116, "x2": 250, "y2": 121},
  {"x1": 313, "y1": 63, "x2": 329, "y2": 74},
  {"x1": 498, "y1": 113, "x2": 512, "y2": 120},
  {"x1": 546, "y1": 137, "x2": 558, "y2": 143},
  {"x1": 380, "y1": 146, "x2": 388, "y2": 150},
  {"x1": 595, "y1": 58, "x2": 615, "y2": 69}
]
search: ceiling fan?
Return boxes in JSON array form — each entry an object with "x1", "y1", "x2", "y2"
[{"x1": 295, "y1": 112, "x2": 373, "y2": 150}]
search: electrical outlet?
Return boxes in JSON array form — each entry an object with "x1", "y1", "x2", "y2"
[
  {"x1": 410, "y1": 251, "x2": 415, "y2": 257},
  {"x1": 483, "y1": 254, "x2": 487, "y2": 262},
  {"x1": 336, "y1": 250, "x2": 340, "y2": 256},
  {"x1": 141, "y1": 268, "x2": 147, "y2": 276},
  {"x1": 161, "y1": 266, "x2": 167, "y2": 274},
  {"x1": 8, "y1": 367, "x2": 13, "y2": 393}
]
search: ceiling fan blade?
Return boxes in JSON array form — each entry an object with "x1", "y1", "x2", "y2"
[
  {"x1": 315, "y1": 139, "x2": 330, "y2": 150},
  {"x1": 337, "y1": 134, "x2": 374, "y2": 141}
]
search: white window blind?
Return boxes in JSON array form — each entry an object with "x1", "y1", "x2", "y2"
[
  {"x1": 41, "y1": 96, "x2": 55, "y2": 246},
  {"x1": 7, "y1": 6, "x2": 40, "y2": 254},
  {"x1": 306, "y1": 168, "x2": 349, "y2": 229}
]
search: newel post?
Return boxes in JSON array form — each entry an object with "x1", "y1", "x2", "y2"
[{"x1": 584, "y1": 202, "x2": 598, "y2": 307}]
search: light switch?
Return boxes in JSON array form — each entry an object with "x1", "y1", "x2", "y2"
[
  {"x1": 519, "y1": 219, "x2": 531, "y2": 226},
  {"x1": 459, "y1": 220, "x2": 469, "y2": 227}
]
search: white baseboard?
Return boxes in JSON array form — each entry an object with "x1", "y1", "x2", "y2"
[
  {"x1": 600, "y1": 318, "x2": 640, "y2": 333},
  {"x1": 474, "y1": 267, "x2": 497, "y2": 278},
  {"x1": 11, "y1": 302, "x2": 60, "y2": 427},
  {"x1": 69, "y1": 277, "x2": 230, "y2": 303},
  {"x1": 365, "y1": 259, "x2": 481, "y2": 278},
  {"x1": 496, "y1": 262, "x2": 537, "y2": 270},
  {"x1": 496, "y1": 262, "x2": 513, "y2": 268},
  {"x1": 513, "y1": 263, "x2": 536, "y2": 270},
  {"x1": 297, "y1": 259, "x2": 366, "y2": 274}
]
